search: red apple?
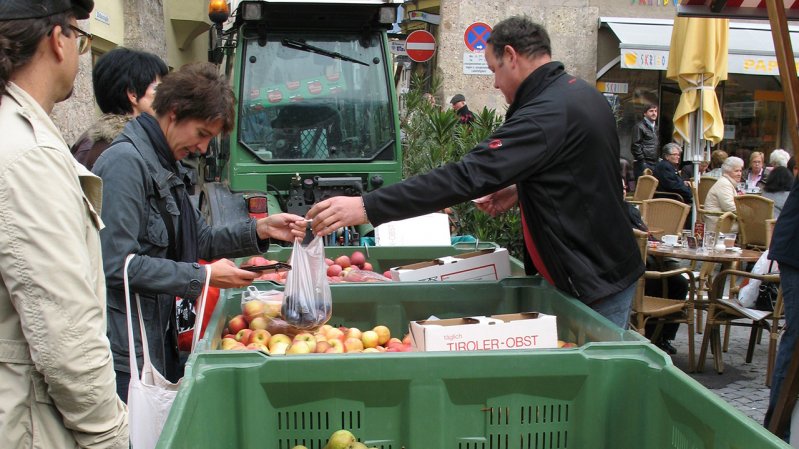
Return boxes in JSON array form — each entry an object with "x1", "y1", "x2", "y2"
[
  {"x1": 242, "y1": 300, "x2": 265, "y2": 321},
  {"x1": 246, "y1": 342, "x2": 269, "y2": 353},
  {"x1": 228, "y1": 315, "x2": 248, "y2": 334},
  {"x1": 315, "y1": 340, "x2": 332, "y2": 353},
  {"x1": 334, "y1": 255, "x2": 351, "y2": 268},
  {"x1": 350, "y1": 251, "x2": 366, "y2": 268},
  {"x1": 326, "y1": 339, "x2": 344, "y2": 353},
  {"x1": 344, "y1": 337, "x2": 364, "y2": 352},
  {"x1": 235, "y1": 329, "x2": 253, "y2": 345},
  {"x1": 325, "y1": 258, "x2": 335, "y2": 266},
  {"x1": 383, "y1": 270, "x2": 392, "y2": 279},
  {"x1": 327, "y1": 264, "x2": 343, "y2": 277},
  {"x1": 250, "y1": 329, "x2": 271, "y2": 346},
  {"x1": 362, "y1": 262, "x2": 373, "y2": 272}
]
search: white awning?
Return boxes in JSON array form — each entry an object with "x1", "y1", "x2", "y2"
[{"x1": 602, "y1": 17, "x2": 799, "y2": 76}]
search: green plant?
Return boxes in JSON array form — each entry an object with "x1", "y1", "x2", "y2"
[{"x1": 400, "y1": 78, "x2": 523, "y2": 260}]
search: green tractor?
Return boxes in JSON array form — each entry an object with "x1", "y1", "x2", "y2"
[{"x1": 200, "y1": 0, "x2": 404, "y2": 244}]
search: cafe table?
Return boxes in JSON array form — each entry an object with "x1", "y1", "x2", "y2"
[{"x1": 647, "y1": 244, "x2": 762, "y2": 333}]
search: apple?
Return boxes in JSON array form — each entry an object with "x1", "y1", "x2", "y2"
[
  {"x1": 402, "y1": 333, "x2": 412, "y2": 345},
  {"x1": 315, "y1": 340, "x2": 332, "y2": 353},
  {"x1": 227, "y1": 315, "x2": 248, "y2": 334},
  {"x1": 242, "y1": 300, "x2": 265, "y2": 321},
  {"x1": 345, "y1": 327, "x2": 362, "y2": 340},
  {"x1": 235, "y1": 329, "x2": 253, "y2": 345},
  {"x1": 293, "y1": 333, "x2": 317, "y2": 353},
  {"x1": 287, "y1": 341, "x2": 312, "y2": 355},
  {"x1": 269, "y1": 341, "x2": 289, "y2": 355},
  {"x1": 383, "y1": 270, "x2": 392, "y2": 279},
  {"x1": 319, "y1": 324, "x2": 333, "y2": 334},
  {"x1": 326, "y1": 339, "x2": 344, "y2": 353},
  {"x1": 361, "y1": 330, "x2": 379, "y2": 349},
  {"x1": 220, "y1": 337, "x2": 240, "y2": 350},
  {"x1": 350, "y1": 442, "x2": 368, "y2": 449},
  {"x1": 246, "y1": 342, "x2": 269, "y2": 353},
  {"x1": 291, "y1": 446, "x2": 309, "y2": 449},
  {"x1": 223, "y1": 334, "x2": 236, "y2": 340},
  {"x1": 344, "y1": 337, "x2": 364, "y2": 353},
  {"x1": 250, "y1": 329, "x2": 271, "y2": 346},
  {"x1": 562, "y1": 342, "x2": 577, "y2": 348},
  {"x1": 268, "y1": 334, "x2": 292, "y2": 352},
  {"x1": 326, "y1": 430, "x2": 356, "y2": 449},
  {"x1": 249, "y1": 316, "x2": 269, "y2": 330},
  {"x1": 334, "y1": 255, "x2": 351, "y2": 268},
  {"x1": 326, "y1": 327, "x2": 345, "y2": 342},
  {"x1": 325, "y1": 258, "x2": 335, "y2": 266},
  {"x1": 362, "y1": 262, "x2": 373, "y2": 272},
  {"x1": 363, "y1": 347, "x2": 380, "y2": 353},
  {"x1": 386, "y1": 338, "x2": 403, "y2": 349},
  {"x1": 264, "y1": 301, "x2": 282, "y2": 318},
  {"x1": 327, "y1": 264, "x2": 343, "y2": 277},
  {"x1": 372, "y1": 325, "x2": 390, "y2": 345},
  {"x1": 350, "y1": 251, "x2": 366, "y2": 268}
]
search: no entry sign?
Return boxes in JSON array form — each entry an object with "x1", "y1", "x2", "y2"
[{"x1": 405, "y1": 30, "x2": 436, "y2": 63}]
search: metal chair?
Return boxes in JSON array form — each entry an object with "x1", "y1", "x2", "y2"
[
  {"x1": 632, "y1": 229, "x2": 697, "y2": 371},
  {"x1": 734, "y1": 195, "x2": 775, "y2": 250},
  {"x1": 640, "y1": 198, "x2": 691, "y2": 236},
  {"x1": 628, "y1": 174, "x2": 659, "y2": 205},
  {"x1": 697, "y1": 269, "x2": 783, "y2": 386}
]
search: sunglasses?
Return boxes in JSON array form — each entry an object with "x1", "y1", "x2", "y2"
[{"x1": 69, "y1": 24, "x2": 93, "y2": 55}]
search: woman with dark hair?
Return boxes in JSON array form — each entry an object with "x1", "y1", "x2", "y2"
[
  {"x1": 762, "y1": 166, "x2": 795, "y2": 219},
  {"x1": 72, "y1": 47, "x2": 169, "y2": 170},
  {"x1": 93, "y1": 63, "x2": 306, "y2": 401}
]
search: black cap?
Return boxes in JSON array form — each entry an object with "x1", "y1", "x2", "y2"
[
  {"x1": 0, "y1": 0, "x2": 94, "y2": 21},
  {"x1": 450, "y1": 94, "x2": 466, "y2": 104}
]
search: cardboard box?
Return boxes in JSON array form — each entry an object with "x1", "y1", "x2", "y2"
[
  {"x1": 389, "y1": 248, "x2": 511, "y2": 282},
  {"x1": 374, "y1": 213, "x2": 451, "y2": 246},
  {"x1": 410, "y1": 312, "x2": 558, "y2": 352}
]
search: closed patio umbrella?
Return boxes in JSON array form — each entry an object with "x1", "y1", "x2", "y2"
[{"x1": 667, "y1": 16, "x2": 729, "y2": 226}]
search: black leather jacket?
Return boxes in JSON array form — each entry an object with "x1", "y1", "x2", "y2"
[
  {"x1": 363, "y1": 62, "x2": 643, "y2": 303},
  {"x1": 631, "y1": 119, "x2": 659, "y2": 167}
]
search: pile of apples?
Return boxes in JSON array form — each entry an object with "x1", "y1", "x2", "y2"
[
  {"x1": 241, "y1": 251, "x2": 393, "y2": 283},
  {"x1": 292, "y1": 429, "x2": 375, "y2": 449}
]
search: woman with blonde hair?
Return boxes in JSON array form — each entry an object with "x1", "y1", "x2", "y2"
[
  {"x1": 706, "y1": 149, "x2": 728, "y2": 178},
  {"x1": 743, "y1": 151, "x2": 766, "y2": 192}
]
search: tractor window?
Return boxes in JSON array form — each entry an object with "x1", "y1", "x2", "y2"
[{"x1": 239, "y1": 31, "x2": 395, "y2": 162}]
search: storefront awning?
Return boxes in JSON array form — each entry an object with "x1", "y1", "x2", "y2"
[
  {"x1": 677, "y1": 0, "x2": 799, "y2": 21},
  {"x1": 602, "y1": 17, "x2": 799, "y2": 76}
]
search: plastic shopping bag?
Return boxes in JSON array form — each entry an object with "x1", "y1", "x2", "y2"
[
  {"x1": 282, "y1": 236, "x2": 332, "y2": 330},
  {"x1": 738, "y1": 250, "x2": 779, "y2": 309}
]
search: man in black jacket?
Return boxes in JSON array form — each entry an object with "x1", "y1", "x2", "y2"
[
  {"x1": 450, "y1": 93, "x2": 474, "y2": 125},
  {"x1": 631, "y1": 104, "x2": 659, "y2": 177},
  {"x1": 653, "y1": 143, "x2": 693, "y2": 204},
  {"x1": 306, "y1": 16, "x2": 644, "y2": 328}
]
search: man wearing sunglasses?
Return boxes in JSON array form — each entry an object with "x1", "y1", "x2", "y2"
[{"x1": 0, "y1": 1, "x2": 128, "y2": 449}]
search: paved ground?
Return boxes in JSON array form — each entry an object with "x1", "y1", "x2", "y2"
[{"x1": 667, "y1": 319, "x2": 773, "y2": 424}]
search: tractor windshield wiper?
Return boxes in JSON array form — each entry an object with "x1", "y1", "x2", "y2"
[{"x1": 281, "y1": 39, "x2": 368, "y2": 66}]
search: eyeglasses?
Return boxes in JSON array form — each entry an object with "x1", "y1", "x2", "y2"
[{"x1": 68, "y1": 24, "x2": 92, "y2": 55}]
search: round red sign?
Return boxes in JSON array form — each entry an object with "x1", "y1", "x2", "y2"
[{"x1": 405, "y1": 30, "x2": 436, "y2": 63}]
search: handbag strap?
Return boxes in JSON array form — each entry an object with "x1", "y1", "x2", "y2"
[
  {"x1": 190, "y1": 266, "x2": 212, "y2": 353},
  {"x1": 123, "y1": 255, "x2": 212, "y2": 381}
]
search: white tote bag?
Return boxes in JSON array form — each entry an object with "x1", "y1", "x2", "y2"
[{"x1": 124, "y1": 254, "x2": 211, "y2": 449}]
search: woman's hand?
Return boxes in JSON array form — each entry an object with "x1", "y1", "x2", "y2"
[
  {"x1": 208, "y1": 258, "x2": 257, "y2": 289},
  {"x1": 256, "y1": 213, "x2": 307, "y2": 242}
]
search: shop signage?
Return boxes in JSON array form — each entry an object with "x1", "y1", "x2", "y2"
[
  {"x1": 621, "y1": 49, "x2": 669, "y2": 70},
  {"x1": 390, "y1": 40, "x2": 407, "y2": 56},
  {"x1": 596, "y1": 81, "x2": 629, "y2": 94},
  {"x1": 463, "y1": 52, "x2": 491, "y2": 75},
  {"x1": 728, "y1": 54, "x2": 799, "y2": 76},
  {"x1": 408, "y1": 11, "x2": 440, "y2": 25}
]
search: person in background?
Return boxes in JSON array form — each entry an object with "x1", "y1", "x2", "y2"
[
  {"x1": 764, "y1": 165, "x2": 799, "y2": 437},
  {"x1": 631, "y1": 103, "x2": 659, "y2": 177},
  {"x1": 770, "y1": 148, "x2": 790, "y2": 169},
  {"x1": 680, "y1": 159, "x2": 708, "y2": 181},
  {"x1": 653, "y1": 143, "x2": 692, "y2": 204},
  {"x1": 704, "y1": 156, "x2": 745, "y2": 232},
  {"x1": 788, "y1": 157, "x2": 798, "y2": 178},
  {"x1": 706, "y1": 149, "x2": 729, "y2": 178},
  {"x1": 306, "y1": 16, "x2": 644, "y2": 329},
  {"x1": 742, "y1": 151, "x2": 767, "y2": 192},
  {"x1": 71, "y1": 47, "x2": 168, "y2": 170},
  {"x1": 422, "y1": 92, "x2": 437, "y2": 108},
  {"x1": 762, "y1": 166, "x2": 794, "y2": 219},
  {"x1": 93, "y1": 63, "x2": 305, "y2": 402},
  {"x1": 0, "y1": 1, "x2": 129, "y2": 447},
  {"x1": 624, "y1": 180, "x2": 687, "y2": 355},
  {"x1": 620, "y1": 158, "x2": 636, "y2": 193},
  {"x1": 449, "y1": 93, "x2": 474, "y2": 125}
]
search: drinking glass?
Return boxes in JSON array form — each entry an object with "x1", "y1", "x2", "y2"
[
  {"x1": 702, "y1": 231, "x2": 716, "y2": 253},
  {"x1": 723, "y1": 232, "x2": 737, "y2": 248},
  {"x1": 681, "y1": 230, "x2": 693, "y2": 249}
]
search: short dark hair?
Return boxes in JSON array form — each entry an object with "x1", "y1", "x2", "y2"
[
  {"x1": 153, "y1": 62, "x2": 235, "y2": 134},
  {"x1": 487, "y1": 16, "x2": 551, "y2": 61},
  {"x1": 93, "y1": 47, "x2": 168, "y2": 115},
  {"x1": 788, "y1": 157, "x2": 796, "y2": 174},
  {"x1": 0, "y1": 13, "x2": 72, "y2": 100},
  {"x1": 644, "y1": 104, "x2": 658, "y2": 112},
  {"x1": 763, "y1": 166, "x2": 794, "y2": 193}
]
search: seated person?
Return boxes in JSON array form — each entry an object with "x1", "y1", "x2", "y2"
[
  {"x1": 704, "y1": 156, "x2": 744, "y2": 232},
  {"x1": 705, "y1": 149, "x2": 728, "y2": 178},
  {"x1": 653, "y1": 143, "x2": 693, "y2": 204},
  {"x1": 761, "y1": 166, "x2": 794, "y2": 219},
  {"x1": 624, "y1": 181, "x2": 688, "y2": 355}
]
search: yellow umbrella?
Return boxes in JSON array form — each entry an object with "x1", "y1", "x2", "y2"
[{"x1": 667, "y1": 17, "x2": 729, "y2": 155}]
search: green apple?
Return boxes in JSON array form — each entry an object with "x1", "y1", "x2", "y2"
[{"x1": 360, "y1": 330, "x2": 379, "y2": 349}]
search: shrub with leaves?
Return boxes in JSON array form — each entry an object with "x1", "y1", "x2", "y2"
[{"x1": 400, "y1": 75, "x2": 524, "y2": 260}]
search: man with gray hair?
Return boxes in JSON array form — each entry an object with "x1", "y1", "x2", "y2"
[
  {"x1": 306, "y1": 16, "x2": 643, "y2": 329},
  {"x1": 653, "y1": 142, "x2": 693, "y2": 204},
  {"x1": 0, "y1": 1, "x2": 128, "y2": 447}
]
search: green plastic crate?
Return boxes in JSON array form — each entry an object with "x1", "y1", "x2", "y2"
[
  {"x1": 196, "y1": 277, "x2": 645, "y2": 352},
  {"x1": 245, "y1": 241, "x2": 527, "y2": 275},
  {"x1": 158, "y1": 345, "x2": 790, "y2": 449}
]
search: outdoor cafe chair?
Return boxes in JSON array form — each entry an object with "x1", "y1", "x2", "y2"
[
  {"x1": 734, "y1": 194, "x2": 774, "y2": 250},
  {"x1": 697, "y1": 269, "x2": 783, "y2": 386},
  {"x1": 632, "y1": 229, "x2": 697, "y2": 371},
  {"x1": 628, "y1": 174, "x2": 658, "y2": 205},
  {"x1": 694, "y1": 211, "x2": 737, "y2": 332},
  {"x1": 640, "y1": 198, "x2": 690, "y2": 237}
]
